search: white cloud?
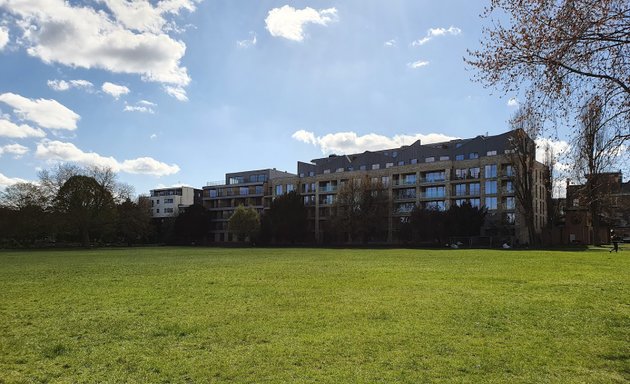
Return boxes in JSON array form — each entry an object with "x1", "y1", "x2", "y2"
[
  {"x1": 265, "y1": 5, "x2": 338, "y2": 42},
  {"x1": 0, "y1": 172, "x2": 27, "y2": 187},
  {"x1": 0, "y1": 118, "x2": 46, "y2": 138},
  {"x1": 237, "y1": 32, "x2": 257, "y2": 48},
  {"x1": 0, "y1": 143, "x2": 29, "y2": 158},
  {"x1": 35, "y1": 140, "x2": 180, "y2": 176},
  {"x1": 3, "y1": 0, "x2": 192, "y2": 93},
  {"x1": 125, "y1": 99, "x2": 156, "y2": 113},
  {"x1": 150, "y1": 133, "x2": 157, "y2": 140},
  {"x1": 507, "y1": 98, "x2": 519, "y2": 107},
  {"x1": 384, "y1": 39, "x2": 397, "y2": 47},
  {"x1": 102, "y1": 82, "x2": 130, "y2": 99},
  {"x1": 47, "y1": 79, "x2": 94, "y2": 91},
  {"x1": 0, "y1": 93, "x2": 79, "y2": 130},
  {"x1": 407, "y1": 60, "x2": 429, "y2": 69},
  {"x1": 0, "y1": 27, "x2": 9, "y2": 50},
  {"x1": 292, "y1": 130, "x2": 460, "y2": 155},
  {"x1": 164, "y1": 85, "x2": 188, "y2": 101},
  {"x1": 411, "y1": 26, "x2": 461, "y2": 46}
]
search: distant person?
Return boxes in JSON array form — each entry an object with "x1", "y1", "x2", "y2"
[{"x1": 610, "y1": 233, "x2": 620, "y2": 253}]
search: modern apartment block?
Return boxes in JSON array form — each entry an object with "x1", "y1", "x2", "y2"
[
  {"x1": 270, "y1": 130, "x2": 549, "y2": 244},
  {"x1": 202, "y1": 168, "x2": 296, "y2": 242},
  {"x1": 149, "y1": 186, "x2": 202, "y2": 218}
]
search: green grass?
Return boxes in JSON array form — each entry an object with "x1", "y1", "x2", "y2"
[{"x1": 0, "y1": 247, "x2": 628, "y2": 383}]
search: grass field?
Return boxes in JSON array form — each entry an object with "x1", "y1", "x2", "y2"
[{"x1": 0, "y1": 247, "x2": 628, "y2": 383}]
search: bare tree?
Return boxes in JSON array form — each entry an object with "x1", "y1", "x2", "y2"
[
  {"x1": 573, "y1": 94, "x2": 626, "y2": 244},
  {"x1": 508, "y1": 103, "x2": 542, "y2": 245},
  {"x1": 467, "y1": 0, "x2": 630, "y2": 144}
]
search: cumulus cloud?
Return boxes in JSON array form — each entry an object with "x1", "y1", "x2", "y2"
[
  {"x1": 102, "y1": 82, "x2": 130, "y2": 99},
  {"x1": 507, "y1": 98, "x2": 519, "y2": 107},
  {"x1": 0, "y1": 143, "x2": 29, "y2": 158},
  {"x1": 2, "y1": 0, "x2": 193, "y2": 98},
  {"x1": 407, "y1": 60, "x2": 429, "y2": 69},
  {"x1": 411, "y1": 26, "x2": 461, "y2": 46},
  {"x1": 0, "y1": 27, "x2": 9, "y2": 50},
  {"x1": 0, "y1": 93, "x2": 79, "y2": 130},
  {"x1": 36, "y1": 140, "x2": 180, "y2": 176},
  {"x1": 0, "y1": 118, "x2": 46, "y2": 138},
  {"x1": 265, "y1": 5, "x2": 338, "y2": 42},
  {"x1": 47, "y1": 79, "x2": 94, "y2": 92},
  {"x1": 292, "y1": 130, "x2": 460, "y2": 155},
  {"x1": 237, "y1": 32, "x2": 257, "y2": 48},
  {"x1": 0, "y1": 172, "x2": 27, "y2": 187}
]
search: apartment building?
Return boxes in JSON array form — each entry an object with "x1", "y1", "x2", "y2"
[
  {"x1": 270, "y1": 130, "x2": 549, "y2": 244},
  {"x1": 150, "y1": 186, "x2": 203, "y2": 218},
  {"x1": 203, "y1": 168, "x2": 295, "y2": 242}
]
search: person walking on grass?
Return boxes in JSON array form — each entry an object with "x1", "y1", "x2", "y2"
[{"x1": 610, "y1": 232, "x2": 620, "y2": 253}]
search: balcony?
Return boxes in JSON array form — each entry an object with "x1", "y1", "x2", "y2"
[{"x1": 319, "y1": 186, "x2": 337, "y2": 193}]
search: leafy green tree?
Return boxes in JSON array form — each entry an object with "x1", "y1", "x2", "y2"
[
  {"x1": 331, "y1": 176, "x2": 389, "y2": 243},
  {"x1": 55, "y1": 175, "x2": 117, "y2": 246},
  {"x1": 265, "y1": 190, "x2": 308, "y2": 244},
  {"x1": 228, "y1": 205, "x2": 260, "y2": 243},
  {"x1": 446, "y1": 202, "x2": 487, "y2": 237},
  {"x1": 173, "y1": 204, "x2": 210, "y2": 245},
  {"x1": 117, "y1": 196, "x2": 152, "y2": 246}
]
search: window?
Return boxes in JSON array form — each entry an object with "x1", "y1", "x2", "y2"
[
  {"x1": 275, "y1": 185, "x2": 283, "y2": 195},
  {"x1": 469, "y1": 152, "x2": 479, "y2": 159},
  {"x1": 455, "y1": 199, "x2": 467, "y2": 206},
  {"x1": 425, "y1": 201, "x2": 445, "y2": 211},
  {"x1": 485, "y1": 164, "x2": 497, "y2": 178},
  {"x1": 299, "y1": 173, "x2": 304, "y2": 178},
  {"x1": 309, "y1": 171, "x2": 315, "y2": 177},
  {"x1": 156, "y1": 208, "x2": 160, "y2": 213},
  {"x1": 396, "y1": 203, "x2": 415, "y2": 213},
  {"x1": 381, "y1": 176, "x2": 390, "y2": 186},
  {"x1": 504, "y1": 165, "x2": 514, "y2": 177},
  {"x1": 425, "y1": 186, "x2": 445, "y2": 198},
  {"x1": 287, "y1": 184, "x2": 294, "y2": 193},
  {"x1": 439, "y1": 156, "x2": 450, "y2": 161},
  {"x1": 485, "y1": 197, "x2": 498, "y2": 210},
  {"x1": 398, "y1": 161, "x2": 405, "y2": 166},
  {"x1": 505, "y1": 181, "x2": 513, "y2": 193},
  {"x1": 425, "y1": 157, "x2": 435, "y2": 163},
  {"x1": 505, "y1": 196, "x2": 515, "y2": 210},
  {"x1": 324, "y1": 169, "x2": 331, "y2": 174},
  {"x1": 229, "y1": 176, "x2": 244, "y2": 185},
  {"x1": 469, "y1": 167, "x2": 480, "y2": 178},
  {"x1": 455, "y1": 184, "x2": 467, "y2": 196},
  {"x1": 425, "y1": 171, "x2": 445, "y2": 182},
  {"x1": 470, "y1": 198, "x2": 481, "y2": 208},
  {"x1": 163, "y1": 198, "x2": 172, "y2": 204},
  {"x1": 255, "y1": 186, "x2": 263, "y2": 194},
  {"x1": 403, "y1": 174, "x2": 416, "y2": 185},
  {"x1": 156, "y1": 199, "x2": 160, "y2": 204},
  {"x1": 485, "y1": 181, "x2": 497, "y2": 194},
  {"x1": 240, "y1": 187, "x2": 249, "y2": 196},
  {"x1": 360, "y1": 165, "x2": 367, "y2": 171},
  {"x1": 487, "y1": 150, "x2": 497, "y2": 156},
  {"x1": 386, "y1": 162, "x2": 394, "y2": 168},
  {"x1": 455, "y1": 154, "x2": 464, "y2": 161},
  {"x1": 164, "y1": 208, "x2": 174, "y2": 214},
  {"x1": 411, "y1": 158, "x2": 418, "y2": 164},
  {"x1": 455, "y1": 169, "x2": 467, "y2": 179},
  {"x1": 397, "y1": 188, "x2": 416, "y2": 199},
  {"x1": 372, "y1": 164, "x2": 380, "y2": 170},
  {"x1": 336, "y1": 168, "x2": 344, "y2": 173}
]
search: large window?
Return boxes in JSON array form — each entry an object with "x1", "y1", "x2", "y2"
[
  {"x1": 287, "y1": 184, "x2": 294, "y2": 193},
  {"x1": 469, "y1": 183, "x2": 480, "y2": 195},
  {"x1": 275, "y1": 185, "x2": 283, "y2": 195},
  {"x1": 455, "y1": 154, "x2": 464, "y2": 161},
  {"x1": 469, "y1": 167, "x2": 480, "y2": 178},
  {"x1": 485, "y1": 197, "x2": 498, "y2": 210},
  {"x1": 403, "y1": 174, "x2": 416, "y2": 185},
  {"x1": 505, "y1": 196, "x2": 515, "y2": 210},
  {"x1": 455, "y1": 169, "x2": 467, "y2": 179},
  {"x1": 470, "y1": 198, "x2": 481, "y2": 208},
  {"x1": 240, "y1": 187, "x2": 249, "y2": 196},
  {"x1": 425, "y1": 186, "x2": 445, "y2": 198},
  {"x1": 454, "y1": 184, "x2": 467, "y2": 196},
  {"x1": 485, "y1": 180, "x2": 497, "y2": 194},
  {"x1": 425, "y1": 201, "x2": 445, "y2": 211},
  {"x1": 504, "y1": 165, "x2": 514, "y2": 177},
  {"x1": 397, "y1": 188, "x2": 416, "y2": 199},
  {"x1": 485, "y1": 164, "x2": 497, "y2": 178},
  {"x1": 425, "y1": 171, "x2": 445, "y2": 182},
  {"x1": 469, "y1": 152, "x2": 479, "y2": 159}
]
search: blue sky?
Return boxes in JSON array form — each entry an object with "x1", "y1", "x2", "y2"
[{"x1": 0, "y1": 0, "x2": 551, "y2": 194}]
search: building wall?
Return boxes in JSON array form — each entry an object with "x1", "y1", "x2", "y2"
[
  {"x1": 149, "y1": 186, "x2": 201, "y2": 218},
  {"x1": 271, "y1": 152, "x2": 547, "y2": 244}
]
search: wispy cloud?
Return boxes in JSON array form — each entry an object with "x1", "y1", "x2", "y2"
[
  {"x1": 0, "y1": 172, "x2": 28, "y2": 187},
  {"x1": 411, "y1": 26, "x2": 461, "y2": 46},
  {"x1": 265, "y1": 5, "x2": 338, "y2": 42},
  {"x1": 0, "y1": 27, "x2": 9, "y2": 50},
  {"x1": 507, "y1": 98, "x2": 519, "y2": 107},
  {"x1": 237, "y1": 32, "x2": 257, "y2": 48},
  {"x1": 47, "y1": 79, "x2": 94, "y2": 92},
  {"x1": 0, "y1": 143, "x2": 29, "y2": 158},
  {"x1": 407, "y1": 60, "x2": 429, "y2": 69},
  {"x1": 384, "y1": 39, "x2": 397, "y2": 48},
  {"x1": 292, "y1": 130, "x2": 459, "y2": 155},
  {"x1": 124, "y1": 100, "x2": 157, "y2": 114}
]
